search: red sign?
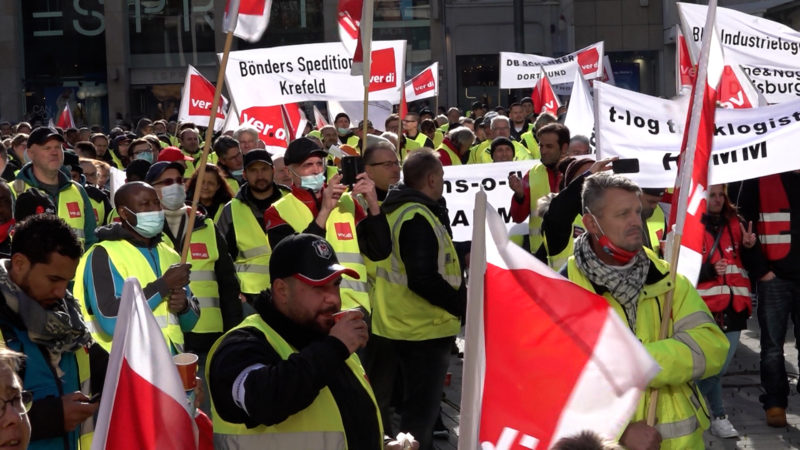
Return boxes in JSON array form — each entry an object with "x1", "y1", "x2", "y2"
[
  {"x1": 239, "y1": 106, "x2": 289, "y2": 149},
  {"x1": 576, "y1": 47, "x2": 600, "y2": 76},
  {"x1": 412, "y1": 68, "x2": 435, "y2": 96},
  {"x1": 188, "y1": 75, "x2": 225, "y2": 119},
  {"x1": 678, "y1": 35, "x2": 697, "y2": 88},
  {"x1": 334, "y1": 222, "x2": 354, "y2": 240},
  {"x1": 66, "y1": 202, "x2": 82, "y2": 218},
  {"x1": 190, "y1": 243, "x2": 209, "y2": 260},
  {"x1": 718, "y1": 66, "x2": 753, "y2": 109},
  {"x1": 369, "y1": 48, "x2": 397, "y2": 92}
]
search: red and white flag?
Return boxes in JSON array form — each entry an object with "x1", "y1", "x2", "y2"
[
  {"x1": 224, "y1": 0, "x2": 272, "y2": 42},
  {"x1": 280, "y1": 103, "x2": 308, "y2": 140},
  {"x1": 313, "y1": 105, "x2": 329, "y2": 130},
  {"x1": 337, "y1": 0, "x2": 362, "y2": 55},
  {"x1": 92, "y1": 278, "x2": 197, "y2": 450},
  {"x1": 239, "y1": 105, "x2": 290, "y2": 152},
  {"x1": 404, "y1": 62, "x2": 438, "y2": 103},
  {"x1": 531, "y1": 67, "x2": 560, "y2": 116},
  {"x1": 460, "y1": 193, "x2": 660, "y2": 450},
  {"x1": 676, "y1": 27, "x2": 697, "y2": 95},
  {"x1": 56, "y1": 104, "x2": 75, "y2": 129},
  {"x1": 717, "y1": 64, "x2": 766, "y2": 109},
  {"x1": 348, "y1": 0, "x2": 374, "y2": 78},
  {"x1": 669, "y1": 0, "x2": 724, "y2": 284},
  {"x1": 178, "y1": 65, "x2": 228, "y2": 132}
]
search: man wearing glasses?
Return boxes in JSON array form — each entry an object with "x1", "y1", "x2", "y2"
[
  {"x1": 0, "y1": 215, "x2": 106, "y2": 450},
  {"x1": 364, "y1": 142, "x2": 401, "y2": 203},
  {"x1": 0, "y1": 347, "x2": 31, "y2": 450}
]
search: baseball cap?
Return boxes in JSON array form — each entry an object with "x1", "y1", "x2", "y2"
[
  {"x1": 334, "y1": 112, "x2": 350, "y2": 123},
  {"x1": 145, "y1": 161, "x2": 185, "y2": 183},
  {"x1": 270, "y1": 234, "x2": 358, "y2": 285},
  {"x1": 158, "y1": 146, "x2": 193, "y2": 162},
  {"x1": 244, "y1": 149, "x2": 273, "y2": 168},
  {"x1": 28, "y1": 127, "x2": 65, "y2": 147},
  {"x1": 642, "y1": 188, "x2": 666, "y2": 197},
  {"x1": 15, "y1": 188, "x2": 56, "y2": 222},
  {"x1": 284, "y1": 137, "x2": 328, "y2": 166}
]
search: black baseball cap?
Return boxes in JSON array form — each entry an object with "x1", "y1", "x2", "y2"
[
  {"x1": 284, "y1": 137, "x2": 328, "y2": 166},
  {"x1": 28, "y1": 127, "x2": 65, "y2": 147},
  {"x1": 145, "y1": 161, "x2": 185, "y2": 183},
  {"x1": 243, "y1": 149, "x2": 273, "y2": 168},
  {"x1": 641, "y1": 188, "x2": 666, "y2": 197},
  {"x1": 15, "y1": 188, "x2": 56, "y2": 222},
  {"x1": 270, "y1": 234, "x2": 358, "y2": 286}
]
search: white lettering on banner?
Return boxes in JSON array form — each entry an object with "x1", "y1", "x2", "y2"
[
  {"x1": 594, "y1": 82, "x2": 800, "y2": 188},
  {"x1": 224, "y1": 41, "x2": 406, "y2": 110},
  {"x1": 481, "y1": 427, "x2": 540, "y2": 450},
  {"x1": 443, "y1": 161, "x2": 535, "y2": 241}
]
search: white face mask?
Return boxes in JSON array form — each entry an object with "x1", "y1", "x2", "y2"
[{"x1": 160, "y1": 183, "x2": 186, "y2": 210}]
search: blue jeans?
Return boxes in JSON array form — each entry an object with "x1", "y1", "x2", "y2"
[
  {"x1": 757, "y1": 277, "x2": 800, "y2": 409},
  {"x1": 699, "y1": 331, "x2": 740, "y2": 417}
]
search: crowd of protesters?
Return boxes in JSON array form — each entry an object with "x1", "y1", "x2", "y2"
[{"x1": 0, "y1": 94, "x2": 792, "y2": 450}]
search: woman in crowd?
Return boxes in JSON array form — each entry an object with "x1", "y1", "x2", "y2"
[{"x1": 186, "y1": 164, "x2": 235, "y2": 222}]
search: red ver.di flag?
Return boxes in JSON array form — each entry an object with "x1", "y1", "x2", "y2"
[
  {"x1": 178, "y1": 65, "x2": 228, "y2": 132},
  {"x1": 338, "y1": 0, "x2": 362, "y2": 55},
  {"x1": 91, "y1": 278, "x2": 197, "y2": 449},
  {"x1": 239, "y1": 105, "x2": 291, "y2": 152},
  {"x1": 56, "y1": 104, "x2": 76, "y2": 129},
  {"x1": 531, "y1": 66, "x2": 560, "y2": 116},
  {"x1": 459, "y1": 193, "x2": 659, "y2": 450},
  {"x1": 224, "y1": 0, "x2": 272, "y2": 43},
  {"x1": 404, "y1": 62, "x2": 439, "y2": 102}
]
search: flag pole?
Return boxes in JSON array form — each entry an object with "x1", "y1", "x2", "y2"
[
  {"x1": 459, "y1": 190, "x2": 488, "y2": 450},
  {"x1": 646, "y1": 0, "x2": 718, "y2": 426},
  {"x1": 180, "y1": 29, "x2": 234, "y2": 263}
]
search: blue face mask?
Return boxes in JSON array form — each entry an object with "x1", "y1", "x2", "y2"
[
  {"x1": 123, "y1": 207, "x2": 164, "y2": 238},
  {"x1": 337, "y1": 127, "x2": 349, "y2": 136},
  {"x1": 230, "y1": 169, "x2": 243, "y2": 177},
  {"x1": 134, "y1": 152, "x2": 154, "y2": 163},
  {"x1": 299, "y1": 172, "x2": 326, "y2": 192}
]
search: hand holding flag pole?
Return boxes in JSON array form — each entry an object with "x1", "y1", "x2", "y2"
[{"x1": 646, "y1": 0, "x2": 720, "y2": 426}]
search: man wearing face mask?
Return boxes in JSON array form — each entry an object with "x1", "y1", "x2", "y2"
[
  {"x1": 73, "y1": 182, "x2": 199, "y2": 354},
  {"x1": 129, "y1": 138, "x2": 156, "y2": 164},
  {"x1": 334, "y1": 113, "x2": 360, "y2": 148},
  {"x1": 13, "y1": 127, "x2": 97, "y2": 247},
  {"x1": 562, "y1": 172, "x2": 729, "y2": 450},
  {"x1": 264, "y1": 138, "x2": 391, "y2": 313},
  {"x1": 145, "y1": 161, "x2": 242, "y2": 364},
  {"x1": 217, "y1": 150, "x2": 291, "y2": 302}
]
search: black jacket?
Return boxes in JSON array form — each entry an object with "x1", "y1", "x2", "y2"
[
  {"x1": 208, "y1": 295, "x2": 382, "y2": 449},
  {"x1": 381, "y1": 184, "x2": 466, "y2": 318}
]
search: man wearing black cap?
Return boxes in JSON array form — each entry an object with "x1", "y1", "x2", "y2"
[
  {"x1": 146, "y1": 161, "x2": 242, "y2": 391},
  {"x1": 334, "y1": 113, "x2": 360, "y2": 148},
  {"x1": 489, "y1": 136, "x2": 515, "y2": 162},
  {"x1": 12, "y1": 127, "x2": 98, "y2": 247},
  {"x1": 206, "y1": 233, "x2": 417, "y2": 450},
  {"x1": 217, "y1": 150, "x2": 290, "y2": 301},
  {"x1": 264, "y1": 138, "x2": 390, "y2": 313},
  {"x1": 470, "y1": 101, "x2": 486, "y2": 120}
]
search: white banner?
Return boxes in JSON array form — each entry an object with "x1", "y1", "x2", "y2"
[
  {"x1": 594, "y1": 82, "x2": 800, "y2": 188},
  {"x1": 327, "y1": 100, "x2": 393, "y2": 131},
  {"x1": 500, "y1": 42, "x2": 604, "y2": 91},
  {"x1": 442, "y1": 161, "x2": 535, "y2": 241},
  {"x1": 224, "y1": 40, "x2": 406, "y2": 109},
  {"x1": 678, "y1": 2, "x2": 800, "y2": 103}
]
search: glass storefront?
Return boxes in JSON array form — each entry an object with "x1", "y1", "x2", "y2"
[{"x1": 22, "y1": 0, "x2": 108, "y2": 128}]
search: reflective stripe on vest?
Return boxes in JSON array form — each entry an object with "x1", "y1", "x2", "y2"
[
  {"x1": 372, "y1": 202, "x2": 462, "y2": 340},
  {"x1": 162, "y1": 219, "x2": 223, "y2": 334},
  {"x1": 207, "y1": 314, "x2": 383, "y2": 450},
  {"x1": 758, "y1": 174, "x2": 791, "y2": 261},
  {"x1": 15, "y1": 180, "x2": 87, "y2": 243},
  {"x1": 231, "y1": 199, "x2": 271, "y2": 294},
  {"x1": 545, "y1": 214, "x2": 584, "y2": 271},
  {"x1": 74, "y1": 240, "x2": 183, "y2": 352},
  {"x1": 697, "y1": 218, "x2": 752, "y2": 314},
  {"x1": 273, "y1": 193, "x2": 369, "y2": 312},
  {"x1": 527, "y1": 163, "x2": 552, "y2": 254}
]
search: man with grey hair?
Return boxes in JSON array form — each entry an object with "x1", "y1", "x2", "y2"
[
  {"x1": 436, "y1": 127, "x2": 474, "y2": 166},
  {"x1": 567, "y1": 135, "x2": 592, "y2": 156},
  {"x1": 233, "y1": 125, "x2": 260, "y2": 154},
  {"x1": 468, "y1": 116, "x2": 534, "y2": 163},
  {"x1": 562, "y1": 172, "x2": 729, "y2": 449}
]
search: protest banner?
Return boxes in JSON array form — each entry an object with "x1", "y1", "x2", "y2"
[
  {"x1": 177, "y1": 65, "x2": 228, "y2": 131},
  {"x1": 404, "y1": 62, "x2": 438, "y2": 102},
  {"x1": 500, "y1": 42, "x2": 604, "y2": 91},
  {"x1": 594, "y1": 82, "x2": 800, "y2": 188},
  {"x1": 442, "y1": 160, "x2": 534, "y2": 241},
  {"x1": 223, "y1": 41, "x2": 405, "y2": 109},
  {"x1": 678, "y1": 2, "x2": 800, "y2": 103}
]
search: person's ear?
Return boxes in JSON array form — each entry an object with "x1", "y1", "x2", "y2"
[
  {"x1": 582, "y1": 212, "x2": 600, "y2": 236},
  {"x1": 9, "y1": 253, "x2": 29, "y2": 277},
  {"x1": 272, "y1": 278, "x2": 290, "y2": 305}
]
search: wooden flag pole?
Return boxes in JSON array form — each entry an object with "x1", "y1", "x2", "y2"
[
  {"x1": 362, "y1": 85, "x2": 369, "y2": 154},
  {"x1": 646, "y1": 0, "x2": 718, "y2": 426},
  {"x1": 180, "y1": 30, "x2": 234, "y2": 263}
]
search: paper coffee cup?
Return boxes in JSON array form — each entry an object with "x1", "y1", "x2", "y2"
[{"x1": 173, "y1": 353, "x2": 199, "y2": 390}]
